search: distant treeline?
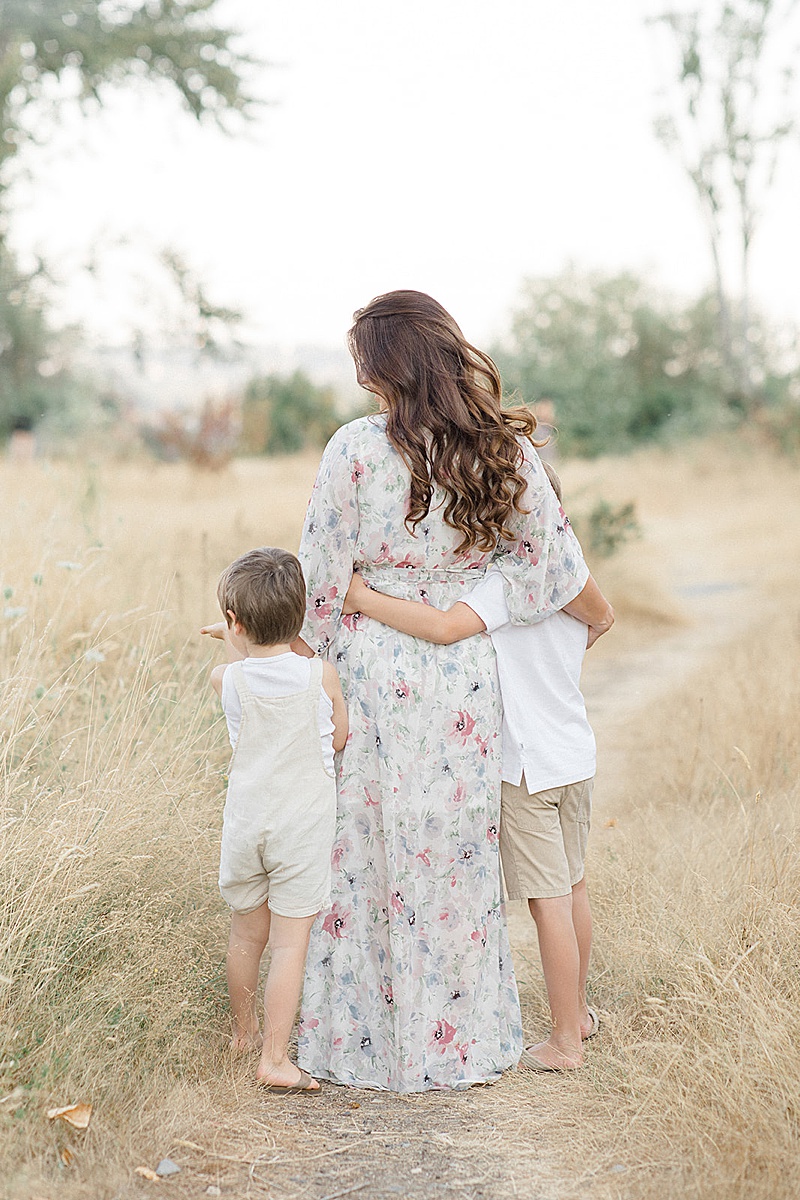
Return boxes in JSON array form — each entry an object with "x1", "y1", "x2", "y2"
[{"x1": 3, "y1": 263, "x2": 799, "y2": 462}]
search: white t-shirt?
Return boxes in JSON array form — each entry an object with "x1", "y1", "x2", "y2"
[
  {"x1": 463, "y1": 569, "x2": 596, "y2": 794},
  {"x1": 220, "y1": 654, "x2": 336, "y2": 774}
]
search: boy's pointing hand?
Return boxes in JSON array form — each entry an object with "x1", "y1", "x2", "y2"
[{"x1": 200, "y1": 621, "x2": 227, "y2": 640}]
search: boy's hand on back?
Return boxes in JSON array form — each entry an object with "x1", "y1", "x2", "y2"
[{"x1": 343, "y1": 572, "x2": 372, "y2": 616}]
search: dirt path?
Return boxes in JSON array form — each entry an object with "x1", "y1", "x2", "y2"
[{"x1": 157, "y1": 445, "x2": 797, "y2": 1200}]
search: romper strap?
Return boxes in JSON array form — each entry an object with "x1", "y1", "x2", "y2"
[
  {"x1": 228, "y1": 660, "x2": 254, "y2": 703},
  {"x1": 307, "y1": 656, "x2": 325, "y2": 695}
]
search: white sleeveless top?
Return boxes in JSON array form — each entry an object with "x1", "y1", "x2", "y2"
[{"x1": 221, "y1": 654, "x2": 336, "y2": 773}]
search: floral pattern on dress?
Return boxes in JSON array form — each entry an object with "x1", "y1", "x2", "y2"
[{"x1": 297, "y1": 415, "x2": 588, "y2": 1092}]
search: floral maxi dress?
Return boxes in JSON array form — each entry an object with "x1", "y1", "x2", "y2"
[{"x1": 297, "y1": 416, "x2": 588, "y2": 1092}]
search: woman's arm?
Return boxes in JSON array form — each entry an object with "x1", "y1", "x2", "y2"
[
  {"x1": 298, "y1": 427, "x2": 361, "y2": 657},
  {"x1": 343, "y1": 572, "x2": 485, "y2": 644},
  {"x1": 495, "y1": 446, "x2": 590, "y2": 624},
  {"x1": 563, "y1": 574, "x2": 615, "y2": 648}
]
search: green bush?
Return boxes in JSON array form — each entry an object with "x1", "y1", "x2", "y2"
[
  {"x1": 240, "y1": 370, "x2": 342, "y2": 455},
  {"x1": 495, "y1": 271, "x2": 727, "y2": 457},
  {"x1": 577, "y1": 499, "x2": 642, "y2": 559}
]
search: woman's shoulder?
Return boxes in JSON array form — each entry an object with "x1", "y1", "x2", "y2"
[{"x1": 324, "y1": 414, "x2": 390, "y2": 457}]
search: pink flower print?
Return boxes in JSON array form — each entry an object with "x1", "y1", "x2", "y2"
[
  {"x1": 450, "y1": 711, "x2": 476, "y2": 745},
  {"x1": 456, "y1": 1042, "x2": 469, "y2": 1065},
  {"x1": 487, "y1": 823, "x2": 498, "y2": 845},
  {"x1": 448, "y1": 782, "x2": 465, "y2": 811},
  {"x1": 331, "y1": 839, "x2": 351, "y2": 870},
  {"x1": 390, "y1": 890, "x2": 405, "y2": 915},
  {"x1": 363, "y1": 786, "x2": 379, "y2": 808},
  {"x1": 322, "y1": 904, "x2": 351, "y2": 938},
  {"x1": 394, "y1": 680, "x2": 410, "y2": 700},
  {"x1": 341, "y1": 612, "x2": 360, "y2": 632},
  {"x1": 312, "y1": 585, "x2": 339, "y2": 620},
  {"x1": 394, "y1": 553, "x2": 421, "y2": 569},
  {"x1": 374, "y1": 542, "x2": 393, "y2": 564},
  {"x1": 517, "y1": 536, "x2": 542, "y2": 565},
  {"x1": 381, "y1": 984, "x2": 394, "y2": 1007},
  {"x1": 429, "y1": 1019, "x2": 457, "y2": 1053},
  {"x1": 351, "y1": 459, "x2": 368, "y2": 483},
  {"x1": 416, "y1": 848, "x2": 432, "y2": 867},
  {"x1": 474, "y1": 734, "x2": 490, "y2": 759},
  {"x1": 300, "y1": 1016, "x2": 320, "y2": 1031}
]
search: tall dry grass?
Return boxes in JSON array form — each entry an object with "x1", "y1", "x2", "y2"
[
  {"x1": 1, "y1": 442, "x2": 799, "y2": 1198},
  {"x1": 571, "y1": 607, "x2": 800, "y2": 1200},
  {"x1": 0, "y1": 456, "x2": 318, "y2": 1192}
]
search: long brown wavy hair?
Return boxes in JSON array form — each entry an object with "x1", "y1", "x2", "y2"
[{"x1": 348, "y1": 290, "x2": 540, "y2": 555}]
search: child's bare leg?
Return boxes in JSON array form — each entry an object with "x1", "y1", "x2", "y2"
[
  {"x1": 526, "y1": 893, "x2": 583, "y2": 1069},
  {"x1": 571, "y1": 877, "x2": 594, "y2": 1037},
  {"x1": 256, "y1": 912, "x2": 319, "y2": 1089},
  {"x1": 227, "y1": 902, "x2": 271, "y2": 1052}
]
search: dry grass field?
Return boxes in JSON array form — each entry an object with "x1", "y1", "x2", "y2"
[{"x1": 1, "y1": 436, "x2": 799, "y2": 1200}]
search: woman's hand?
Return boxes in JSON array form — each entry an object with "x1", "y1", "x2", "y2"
[
  {"x1": 200, "y1": 621, "x2": 228, "y2": 640},
  {"x1": 585, "y1": 612, "x2": 614, "y2": 649},
  {"x1": 342, "y1": 572, "x2": 372, "y2": 616}
]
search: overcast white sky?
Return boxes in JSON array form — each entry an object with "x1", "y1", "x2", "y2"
[{"x1": 9, "y1": 0, "x2": 800, "y2": 352}]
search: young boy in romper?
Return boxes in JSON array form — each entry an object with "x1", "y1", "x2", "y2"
[
  {"x1": 202, "y1": 547, "x2": 348, "y2": 1092},
  {"x1": 342, "y1": 465, "x2": 613, "y2": 1072}
]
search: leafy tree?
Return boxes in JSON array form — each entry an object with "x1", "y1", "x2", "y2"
[
  {"x1": 0, "y1": 0, "x2": 256, "y2": 216},
  {"x1": 650, "y1": 0, "x2": 799, "y2": 409},
  {"x1": 495, "y1": 270, "x2": 724, "y2": 457},
  {"x1": 241, "y1": 371, "x2": 342, "y2": 456},
  {"x1": 0, "y1": 244, "x2": 91, "y2": 438},
  {"x1": 0, "y1": 0, "x2": 257, "y2": 436}
]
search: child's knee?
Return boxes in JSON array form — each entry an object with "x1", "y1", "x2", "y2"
[
  {"x1": 528, "y1": 892, "x2": 573, "y2": 920},
  {"x1": 267, "y1": 911, "x2": 319, "y2": 950}
]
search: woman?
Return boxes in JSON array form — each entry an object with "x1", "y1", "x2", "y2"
[{"x1": 296, "y1": 291, "x2": 589, "y2": 1091}]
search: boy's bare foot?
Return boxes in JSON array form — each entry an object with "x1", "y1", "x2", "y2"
[
  {"x1": 255, "y1": 1059, "x2": 320, "y2": 1091},
  {"x1": 231, "y1": 1031, "x2": 262, "y2": 1054},
  {"x1": 519, "y1": 1039, "x2": 583, "y2": 1072}
]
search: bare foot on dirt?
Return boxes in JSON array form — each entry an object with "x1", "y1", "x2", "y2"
[{"x1": 255, "y1": 1058, "x2": 320, "y2": 1091}]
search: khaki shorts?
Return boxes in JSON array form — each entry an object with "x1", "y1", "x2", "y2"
[{"x1": 499, "y1": 778, "x2": 593, "y2": 901}]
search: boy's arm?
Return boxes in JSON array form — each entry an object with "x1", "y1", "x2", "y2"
[
  {"x1": 343, "y1": 572, "x2": 485, "y2": 645},
  {"x1": 200, "y1": 620, "x2": 245, "y2": 696},
  {"x1": 321, "y1": 661, "x2": 349, "y2": 750}
]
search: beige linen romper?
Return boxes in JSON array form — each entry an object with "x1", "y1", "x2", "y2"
[{"x1": 218, "y1": 658, "x2": 336, "y2": 918}]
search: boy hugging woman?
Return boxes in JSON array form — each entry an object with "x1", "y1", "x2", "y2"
[{"x1": 202, "y1": 460, "x2": 612, "y2": 1092}]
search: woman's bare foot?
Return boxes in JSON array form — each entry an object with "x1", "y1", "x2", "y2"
[{"x1": 255, "y1": 1056, "x2": 320, "y2": 1091}]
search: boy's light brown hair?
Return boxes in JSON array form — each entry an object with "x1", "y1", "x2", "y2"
[
  {"x1": 542, "y1": 461, "x2": 563, "y2": 504},
  {"x1": 217, "y1": 547, "x2": 306, "y2": 646}
]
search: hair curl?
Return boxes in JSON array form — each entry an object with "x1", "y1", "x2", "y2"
[{"x1": 348, "y1": 290, "x2": 540, "y2": 554}]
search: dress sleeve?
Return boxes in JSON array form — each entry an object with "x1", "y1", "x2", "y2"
[
  {"x1": 298, "y1": 424, "x2": 360, "y2": 657},
  {"x1": 493, "y1": 444, "x2": 589, "y2": 625}
]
